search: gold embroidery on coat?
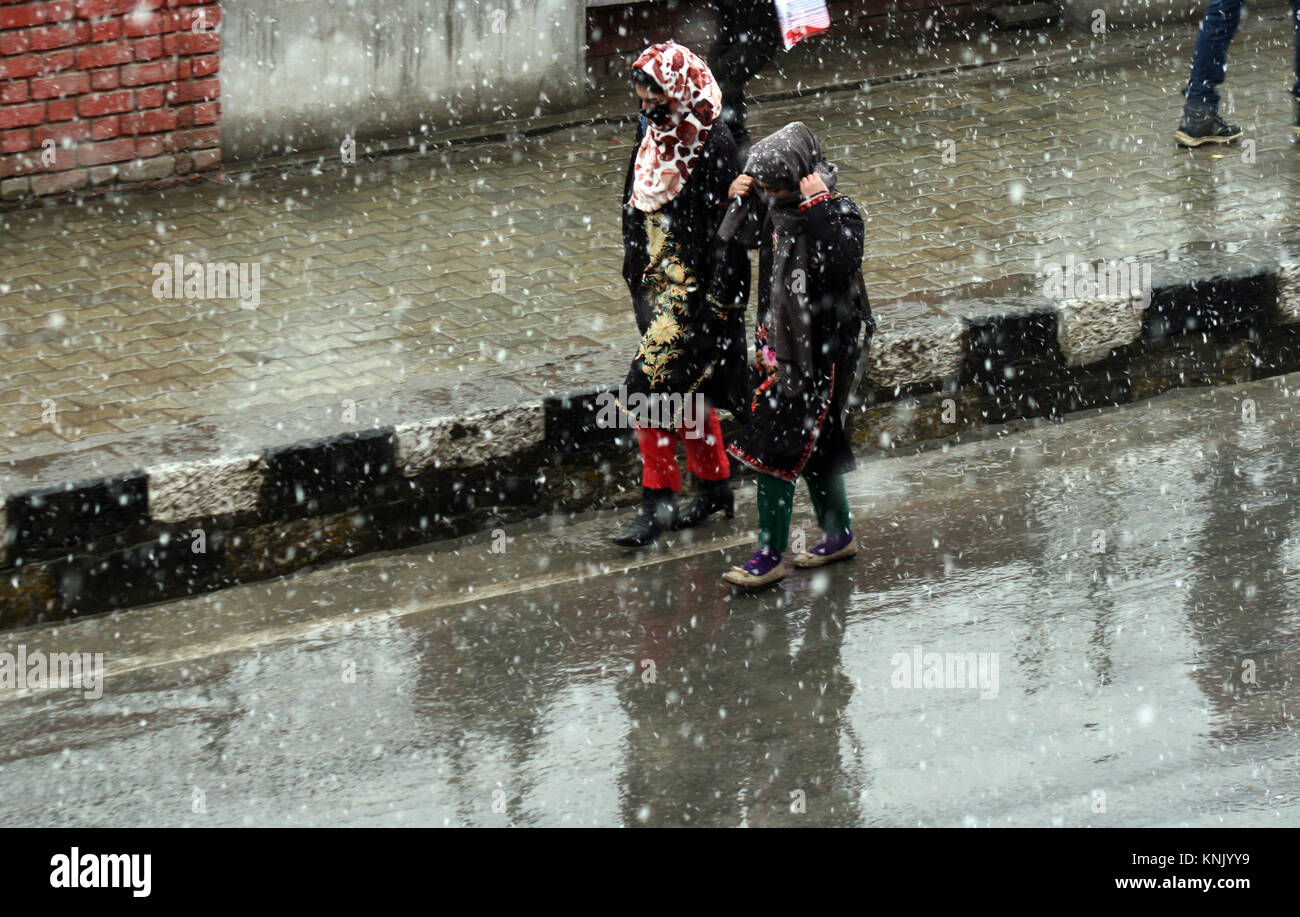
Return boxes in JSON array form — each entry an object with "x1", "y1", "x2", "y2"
[{"x1": 635, "y1": 212, "x2": 698, "y2": 390}]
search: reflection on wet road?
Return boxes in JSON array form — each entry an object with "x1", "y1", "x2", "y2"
[{"x1": 1, "y1": 374, "x2": 1298, "y2": 826}]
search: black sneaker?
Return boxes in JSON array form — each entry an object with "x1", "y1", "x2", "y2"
[
  {"x1": 1175, "y1": 109, "x2": 1243, "y2": 147},
  {"x1": 1292, "y1": 99, "x2": 1300, "y2": 136}
]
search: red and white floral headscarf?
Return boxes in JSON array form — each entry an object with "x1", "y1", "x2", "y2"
[{"x1": 629, "y1": 41, "x2": 723, "y2": 213}]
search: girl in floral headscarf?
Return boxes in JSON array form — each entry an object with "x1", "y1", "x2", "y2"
[{"x1": 612, "y1": 41, "x2": 751, "y2": 548}]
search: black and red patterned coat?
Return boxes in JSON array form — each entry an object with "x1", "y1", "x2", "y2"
[{"x1": 727, "y1": 191, "x2": 873, "y2": 482}]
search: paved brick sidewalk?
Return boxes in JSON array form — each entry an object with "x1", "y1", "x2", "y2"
[{"x1": 3, "y1": 14, "x2": 1300, "y2": 493}]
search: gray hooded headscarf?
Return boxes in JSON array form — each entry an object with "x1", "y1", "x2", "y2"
[{"x1": 718, "y1": 121, "x2": 838, "y2": 390}]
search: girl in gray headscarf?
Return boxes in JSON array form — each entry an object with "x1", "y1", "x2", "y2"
[{"x1": 715, "y1": 121, "x2": 873, "y2": 588}]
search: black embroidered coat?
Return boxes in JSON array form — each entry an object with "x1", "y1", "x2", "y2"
[
  {"x1": 621, "y1": 119, "x2": 751, "y2": 423},
  {"x1": 727, "y1": 192, "x2": 873, "y2": 481}
]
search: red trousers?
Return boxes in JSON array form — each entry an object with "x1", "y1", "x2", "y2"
[{"x1": 636, "y1": 408, "x2": 729, "y2": 492}]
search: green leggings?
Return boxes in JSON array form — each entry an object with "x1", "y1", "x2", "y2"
[{"x1": 755, "y1": 471, "x2": 852, "y2": 553}]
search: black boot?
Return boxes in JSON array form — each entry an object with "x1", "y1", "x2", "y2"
[
  {"x1": 675, "y1": 476, "x2": 735, "y2": 529},
  {"x1": 612, "y1": 487, "x2": 678, "y2": 548},
  {"x1": 1174, "y1": 107, "x2": 1242, "y2": 147},
  {"x1": 1292, "y1": 98, "x2": 1300, "y2": 136}
]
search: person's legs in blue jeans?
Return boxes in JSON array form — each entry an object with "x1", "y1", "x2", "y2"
[
  {"x1": 1183, "y1": 0, "x2": 1245, "y2": 113},
  {"x1": 1292, "y1": 0, "x2": 1300, "y2": 103}
]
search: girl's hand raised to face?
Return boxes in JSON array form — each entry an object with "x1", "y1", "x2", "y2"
[
  {"x1": 799, "y1": 172, "x2": 828, "y2": 200},
  {"x1": 728, "y1": 174, "x2": 755, "y2": 199}
]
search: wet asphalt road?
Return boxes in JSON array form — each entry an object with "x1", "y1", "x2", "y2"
[{"x1": 2, "y1": 375, "x2": 1299, "y2": 827}]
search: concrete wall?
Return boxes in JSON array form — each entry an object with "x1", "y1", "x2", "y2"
[{"x1": 221, "y1": 0, "x2": 585, "y2": 161}]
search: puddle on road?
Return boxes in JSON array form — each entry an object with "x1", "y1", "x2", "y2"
[{"x1": 1, "y1": 375, "x2": 1298, "y2": 826}]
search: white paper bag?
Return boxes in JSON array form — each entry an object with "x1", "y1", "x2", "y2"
[{"x1": 774, "y1": 0, "x2": 831, "y2": 50}]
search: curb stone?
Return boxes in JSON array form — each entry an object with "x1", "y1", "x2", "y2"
[
  {"x1": 147, "y1": 454, "x2": 266, "y2": 524},
  {"x1": 2, "y1": 254, "x2": 1299, "y2": 627},
  {"x1": 1277, "y1": 260, "x2": 1300, "y2": 324},
  {"x1": 866, "y1": 319, "x2": 967, "y2": 390},
  {"x1": 395, "y1": 405, "x2": 546, "y2": 476},
  {"x1": 1055, "y1": 294, "x2": 1146, "y2": 367}
]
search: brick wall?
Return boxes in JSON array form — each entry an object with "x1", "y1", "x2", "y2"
[{"x1": 0, "y1": 0, "x2": 220, "y2": 203}]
